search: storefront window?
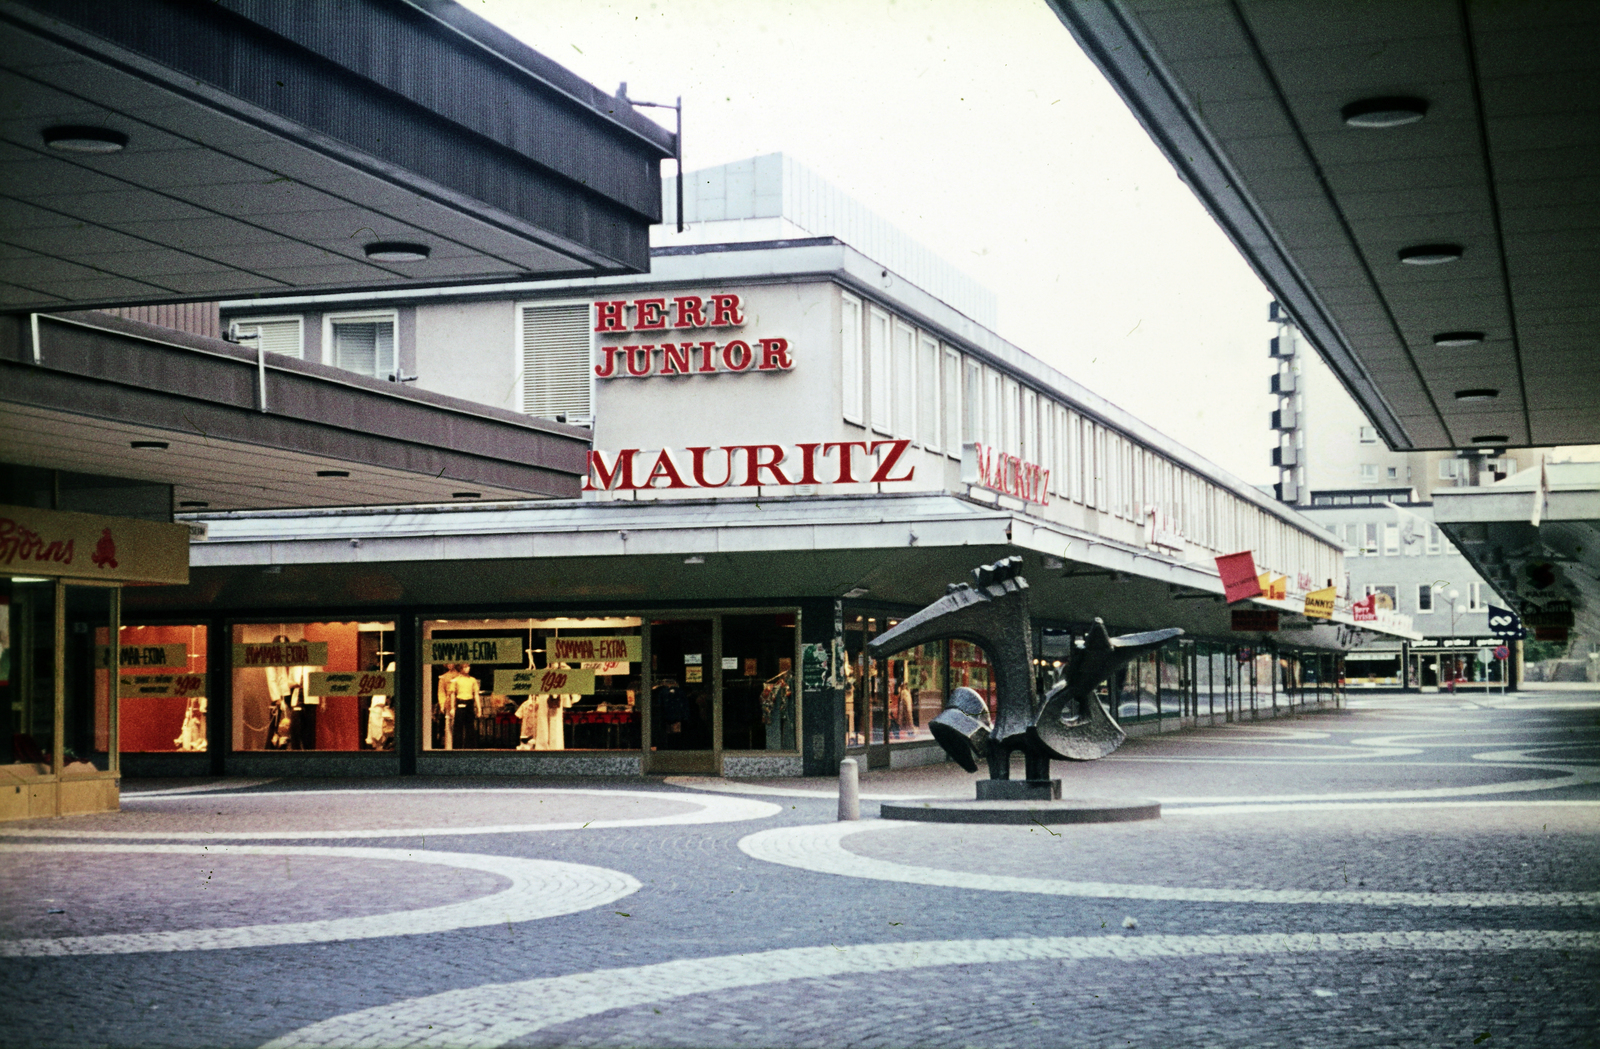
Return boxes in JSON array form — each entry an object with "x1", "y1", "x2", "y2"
[
  {"x1": 948, "y1": 640, "x2": 995, "y2": 722},
  {"x1": 425, "y1": 617, "x2": 642, "y2": 752},
  {"x1": 101, "y1": 624, "x2": 209, "y2": 752},
  {"x1": 843, "y1": 616, "x2": 877, "y2": 747},
  {"x1": 720, "y1": 613, "x2": 798, "y2": 751},
  {"x1": 232, "y1": 621, "x2": 396, "y2": 751},
  {"x1": 877, "y1": 640, "x2": 943, "y2": 743},
  {"x1": 3, "y1": 576, "x2": 55, "y2": 768}
]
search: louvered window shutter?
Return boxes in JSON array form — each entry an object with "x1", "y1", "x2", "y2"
[
  {"x1": 232, "y1": 318, "x2": 303, "y2": 358},
  {"x1": 522, "y1": 305, "x2": 592, "y2": 422}
]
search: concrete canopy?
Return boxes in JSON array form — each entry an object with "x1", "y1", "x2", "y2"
[
  {"x1": 1052, "y1": 0, "x2": 1600, "y2": 451},
  {"x1": 0, "y1": 0, "x2": 676, "y2": 311}
]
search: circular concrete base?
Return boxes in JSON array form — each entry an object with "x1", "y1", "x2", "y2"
[{"x1": 878, "y1": 797, "x2": 1160, "y2": 825}]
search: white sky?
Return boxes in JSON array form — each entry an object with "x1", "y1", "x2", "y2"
[{"x1": 478, "y1": 0, "x2": 1278, "y2": 486}]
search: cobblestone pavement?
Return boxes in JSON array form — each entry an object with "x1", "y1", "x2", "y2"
[{"x1": 1, "y1": 689, "x2": 1596, "y2": 1048}]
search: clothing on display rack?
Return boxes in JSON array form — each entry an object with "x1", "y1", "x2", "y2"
[{"x1": 174, "y1": 696, "x2": 207, "y2": 752}]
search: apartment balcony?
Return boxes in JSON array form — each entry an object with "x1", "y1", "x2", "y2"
[
  {"x1": 1270, "y1": 370, "x2": 1296, "y2": 394},
  {"x1": 1271, "y1": 404, "x2": 1297, "y2": 430},
  {"x1": 1272, "y1": 444, "x2": 1298, "y2": 467}
]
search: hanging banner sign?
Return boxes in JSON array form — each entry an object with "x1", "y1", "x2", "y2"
[
  {"x1": 1256, "y1": 573, "x2": 1288, "y2": 601},
  {"x1": 0, "y1": 504, "x2": 189, "y2": 585},
  {"x1": 1215, "y1": 551, "x2": 1262, "y2": 603},
  {"x1": 961, "y1": 442, "x2": 1050, "y2": 505},
  {"x1": 425, "y1": 637, "x2": 522, "y2": 665},
  {"x1": 1523, "y1": 602, "x2": 1574, "y2": 629},
  {"x1": 119, "y1": 673, "x2": 206, "y2": 699},
  {"x1": 307, "y1": 671, "x2": 392, "y2": 696},
  {"x1": 1231, "y1": 609, "x2": 1279, "y2": 632},
  {"x1": 233, "y1": 641, "x2": 328, "y2": 667},
  {"x1": 1303, "y1": 586, "x2": 1336, "y2": 620},
  {"x1": 547, "y1": 635, "x2": 641, "y2": 663},
  {"x1": 97, "y1": 643, "x2": 187, "y2": 669},
  {"x1": 494, "y1": 667, "x2": 596, "y2": 695}
]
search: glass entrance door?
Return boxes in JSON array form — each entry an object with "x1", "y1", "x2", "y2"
[{"x1": 646, "y1": 618, "x2": 717, "y2": 774}]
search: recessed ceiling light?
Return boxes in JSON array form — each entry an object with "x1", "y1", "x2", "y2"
[
  {"x1": 1433, "y1": 331, "x2": 1485, "y2": 347},
  {"x1": 130, "y1": 440, "x2": 168, "y2": 449},
  {"x1": 42, "y1": 125, "x2": 128, "y2": 153},
  {"x1": 364, "y1": 241, "x2": 430, "y2": 262},
  {"x1": 1399, "y1": 244, "x2": 1463, "y2": 265},
  {"x1": 316, "y1": 469, "x2": 350, "y2": 477},
  {"x1": 179, "y1": 500, "x2": 210, "y2": 508},
  {"x1": 1470, "y1": 434, "x2": 1508, "y2": 444},
  {"x1": 452, "y1": 491, "x2": 481, "y2": 499},
  {"x1": 1341, "y1": 97, "x2": 1428, "y2": 128},
  {"x1": 1454, "y1": 388, "x2": 1499, "y2": 402}
]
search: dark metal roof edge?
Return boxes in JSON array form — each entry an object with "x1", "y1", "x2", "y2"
[
  {"x1": 650, "y1": 237, "x2": 845, "y2": 257},
  {"x1": 34, "y1": 310, "x2": 592, "y2": 443},
  {"x1": 1046, "y1": 0, "x2": 1416, "y2": 451},
  {"x1": 401, "y1": 0, "x2": 678, "y2": 156}
]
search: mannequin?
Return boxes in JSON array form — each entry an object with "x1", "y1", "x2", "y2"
[
  {"x1": 435, "y1": 663, "x2": 462, "y2": 749},
  {"x1": 444, "y1": 664, "x2": 482, "y2": 749},
  {"x1": 515, "y1": 692, "x2": 571, "y2": 750},
  {"x1": 263, "y1": 636, "x2": 309, "y2": 750}
]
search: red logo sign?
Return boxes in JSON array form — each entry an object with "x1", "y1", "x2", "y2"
[
  {"x1": 1214, "y1": 551, "x2": 1262, "y2": 603},
  {"x1": 963, "y1": 443, "x2": 1049, "y2": 505},
  {"x1": 92, "y1": 528, "x2": 118, "y2": 570},
  {"x1": 0, "y1": 516, "x2": 76, "y2": 568}
]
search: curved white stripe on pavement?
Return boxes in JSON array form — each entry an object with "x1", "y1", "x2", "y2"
[
  {"x1": 264, "y1": 928, "x2": 1600, "y2": 1049},
  {"x1": 11, "y1": 790, "x2": 780, "y2": 840},
  {"x1": 123, "y1": 779, "x2": 279, "y2": 797},
  {"x1": 738, "y1": 822, "x2": 1600, "y2": 908},
  {"x1": 664, "y1": 775, "x2": 939, "y2": 801},
  {"x1": 1166, "y1": 799, "x2": 1600, "y2": 817},
  {"x1": 0, "y1": 843, "x2": 637, "y2": 956}
]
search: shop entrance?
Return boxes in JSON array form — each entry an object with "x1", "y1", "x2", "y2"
[{"x1": 647, "y1": 618, "x2": 717, "y2": 774}]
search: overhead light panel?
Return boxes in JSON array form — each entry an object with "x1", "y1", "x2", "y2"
[
  {"x1": 316, "y1": 469, "x2": 350, "y2": 477},
  {"x1": 42, "y1": 125, "x2": 128, "y2": 153},
  {"x1": 364, "y1": 241, "x2": 430, "y2": 262},
  {"x1": 178, "y1": 500, "x2": 209, "y2": 508},
  {"x1": 1399, "y1": 244, "x2": 1463, "y2": 265},
  {"x1": 1341, "y1": 97, "x2": 1428, "y2": 128},
  {"x1": 1454, "y1": 389, "x2": 1499, "y2": 402},
  {"x1": 452, "y1": 492, "x2": 480, "y2": 499},
  {"x1": 1470, "y1": 435, "x2": 1508, "y2": 444},
  {"x1": 1433, "y1": 331, "x2": 1484, "y2": 347},
  {"x1": 130, "y1": 440, "x2": 168, "y2": 449}
]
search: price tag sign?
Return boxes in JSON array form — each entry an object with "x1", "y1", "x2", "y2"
[
  {"x1": 307, "y1": 671, "x2": 392, "y2": 696},
  {"x1": 119, "y1": 673, "x2": 206, "y2": 698},
  {"x1": 493, "y1": 667, "x2": 595, "y2": 695}
]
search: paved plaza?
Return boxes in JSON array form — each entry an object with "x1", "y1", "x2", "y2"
[{"x1": 3, "y1": 687, "x2": 1598, "y2": 1048}]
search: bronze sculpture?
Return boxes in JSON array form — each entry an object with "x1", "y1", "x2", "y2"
[{"x1": 867, "y1": 556, "x2": 1182, "y2": 798}]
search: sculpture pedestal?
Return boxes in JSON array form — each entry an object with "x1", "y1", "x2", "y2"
[
  {"x1": 976, "y1": 778, "x2": 1061, "y2": 801},
  {"x1": 879, "y1": 796, "x2": 1159, "y2": 825}
]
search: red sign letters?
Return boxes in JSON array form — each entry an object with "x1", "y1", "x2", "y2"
[{"x1": 585, "y1": 440, "x2": 916, "y2": 491}]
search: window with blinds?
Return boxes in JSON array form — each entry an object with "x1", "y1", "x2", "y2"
[
  {"x1": 520, "y1": 304, "x2": 592, "y2": 423},
  {"x1": 328, "y1": 313, "x2": 395, "y2": 379},
  {"x1": 230, "y1": 317, "x2": 303, "y2": 358}
]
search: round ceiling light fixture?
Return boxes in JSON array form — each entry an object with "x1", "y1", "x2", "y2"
[
  {"x1": 42, "y1": 125, "x2": 128, "y2": 153},
  {"x1": 1341, "y1": 97, "x2": 1428, "y2": 128},
  {"x1": 364, "y1": 241, "x2": 430, "y2": 262},
  {"x1": 1399, "y1": 244, "x2": 1463, "y2": 265},
  {"x1": 1433, "y1": 331, "x2": 1485, "y2": 347},
  {"x1": 1470, "y1": 434, "x2": 1508, "y2": 445},
  {"x1": 1454, "y1": 388, "x2": 1499, "y2": 402}
]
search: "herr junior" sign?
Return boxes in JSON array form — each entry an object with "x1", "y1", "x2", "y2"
[{"x1": 592, "y1": 293, "x2": 794, "y2": 379}]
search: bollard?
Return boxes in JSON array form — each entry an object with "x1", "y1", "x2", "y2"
[{"x1": 837, "y1": 757, "x2": 860, "y2": 821}]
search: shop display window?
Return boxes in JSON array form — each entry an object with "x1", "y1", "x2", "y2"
[
  {"x1": 843, "y1": 615, "x2": 880, "y2": 747},
  {"x1": 232, "y1": 621, "x2": 396, "y2": 752},
  {"x1": 877, "y1": 640, "x2": 943, "y2": 744},
  {"x1": 720, "y1": 613, "x2": 798, "y2": 751},
  {"x1": 948, "y1": 639, "x2": 996, "y2": 722},
  {"x1": 99, "y1": 624, "x2": 209, "y2": 753},
  {"x1": 424, "y1": 617, "x2": 642, "y2": 751},
  {"x1": 3, "y1": 577, "x2": 55, "y2": 769}
]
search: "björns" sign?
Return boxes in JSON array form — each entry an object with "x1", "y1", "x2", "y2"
[
  {"x1": 585, "y1": 440, "x2": 915, "y2": 491},
  {"x1": 592, "y1": 293, "x2": 794, "y2": 379}
]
